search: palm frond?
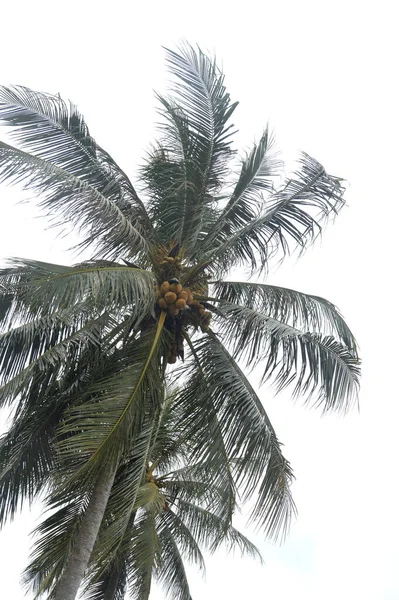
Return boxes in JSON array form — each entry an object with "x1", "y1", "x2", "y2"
[
  {"x1": 0, "y1": 401, "x2": 56, "y2": 526},
  {"x1": 177, "y1": 334, "x2": 295, "y2": 540},
  {"x1": 203, "y1": 154, "x2": 346, "y2": 275},
  {"x1": 85, "y1": 565, "x2": 128, "y2": 600},
  {"x1": 175, "y1": 335, "x2": 238, "y2": 526},
  {"x1": 171, "y1": 499, "x2": 261, "y2": 560},
  {"x1": 0, "y1": 312, "x2": 110, "y2": 409},
  {"x1": 125, "y1": 511, "x2": 159, "y2": 600},
  {"x1": 158, "y1": 508, "x2": 205, "y2": 570},
  {"x1": 144, "y1": 43, "x2": 238, "y2": 255},
  {"x1": 0, "y1": 304, "x2": 103, "y2": 382},
  {"x1": 200, "y1": 127, "x2": 281, "y2": 251},
  {"x1": 56, "y1": 314, "x2": 166, "y2": 476},
  {"x1": 215, "y1": 301, "x2": 360, "y2": 412},
  {"x1": 22, "y1": 490, "x2": 90, "y2": 598},
  {"x1": 164, "y1": 43, "x2": 238, "y2": 193},
  {"x1": 155, "y1": 518, "x2": 193, "y2": 600},
  {"x1": 0, "y1": 85, "x2": 152, "y2": 236},
  {"x1": 0, "y1": 259, "x2": 156, "y2": 323},
  {"x1": 212, "y1": 280, "x2": 358, "y2": 352},
  {"x1": 0, "y1": 142, "x2": 149, "y2": 260}
]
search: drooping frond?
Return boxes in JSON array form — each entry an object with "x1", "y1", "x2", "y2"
[
  {"x1": 0, "y1": 312, "x2": 110, "y2": 409},
  {"x1": 202, "y1": 154, "x2": 346, "y2": 275},
  {"x1": 0, "y1": 85, "x2": 152, "y2": 236},
  {"x1": 22, "y1": 489, "x2": 91, "y2": 598},
  {"x1": 56, "y1": 314, "x2": 166, "y2": 476},
  {"x1": 125, "y1": 511, "x2": 159, "y2": 600},
  {"x1": 212, "y1": 280, "x2": 358, "y2": 352},
  {"x1": 0, "y1": 400, "x2": 55, "y2": 526},
  {"x1": 215, "y1": 301, "x2": 360, "y2": 412},
  {"x1": 174, "y1": 335, "x2": 238, "y2": 527},
  {"x1": 0, "y1": 259, "x2": 156, "y2": 324},
  {"x1": 0, "y1": 142, "x2": 149, "y2": 260},
  {"x1": 176, "y1": 334, "x2": 295, "y2": 540},
  {"x1": 85, "y1": 564, "x2": 128, "y2": 600},
  {"x1": 170, "y1": 499, "x2": 262, "y2": 559},
  {"x1": 155, "y1": 517, "x2": 193, "y2": 600},
  {"x1": 0, "y1": 339, "x2": 125, "y2": 524}
]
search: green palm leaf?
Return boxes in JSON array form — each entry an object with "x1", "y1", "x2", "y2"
[
  {"x1": 0, "y1": 259, "x2": 156, "y2": 323},
  {"x1": 176, "y1": 333, "x2": 295, "y2": 540},
  {"x1": 144, "y1": 43, "x2": 238, "y2": 255},
  {"x1": 171, "y1": 499, "x2": 262, "y2": 559},
  {"x1": 164, "y1": 44, "x2": 238, "y2": 193},
  {"x1": 0, "y1": 85, "x2": 152, "y2": 235},
  {"x1": 56, "y1": 313, "x2": 166, "y2": 474},
  {"x1": 200, "y1": 127, "x2": 281, "y2": 251},
  {"x1": 212, "y1": 279, "x2": 358, "y2": 352},
  {"x1": 215, "y1": 301, "x2": 360, "y2": 412},
  {"x1": 0, "y1": 402, "x2": 55, "y2": 526},
  {"x1": 155, "y1": 520, "x2": 193, "y2": 600},
  {"x1": 0, "y1": 313, "x2": 110, "y2": 408},
  {"x1": 0, "y1": 142, "x2": 149, "y2": 260},
  {"x1": 22, "y1": 489, "x2": 91, "y2": 598},
  {"x1": 204, "y1": 153, "x2": 346, "y2": 275},
  {"x1": 0, "y1": 43, "x2": 360, "y2": 600}
]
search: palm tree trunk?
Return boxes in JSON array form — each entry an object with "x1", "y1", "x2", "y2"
[{"x1": 53, "y1": 465, "x2": 117, "y2": 600}]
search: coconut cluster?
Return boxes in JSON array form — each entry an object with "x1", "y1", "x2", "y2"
[
  {"x1": 156, "y1": 281, "x2": 192, "y2": 316},
  {"x1": 156, "y1": 281, "x2": 212, "y2": 327}
]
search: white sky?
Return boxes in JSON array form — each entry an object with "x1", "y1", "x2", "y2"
[{"x1": 0, "y1": 1, "x2": 398, "y2": 599}]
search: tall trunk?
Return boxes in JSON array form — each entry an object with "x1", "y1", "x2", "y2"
[{"x1": 53, "y1": 465, "x2": 117, "y2": 600}]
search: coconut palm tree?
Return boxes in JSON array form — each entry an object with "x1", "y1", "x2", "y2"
[
  {"x1": 22, "y1": 393, "x2": 261, "y2": 600},
  {"x1": 0, "y1": 43, "x2": 360, "y2": 599}
]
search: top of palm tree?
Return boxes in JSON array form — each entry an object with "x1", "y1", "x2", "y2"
[{"x1": 0, "y1": 43, "x2": 360, "y2": 595}]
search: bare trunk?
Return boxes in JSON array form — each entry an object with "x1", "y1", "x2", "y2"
[{"x1": 53, "y1": 465, "x2": 117, "y2": 600}]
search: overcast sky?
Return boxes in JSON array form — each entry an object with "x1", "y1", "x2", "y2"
[{"x1": 0, "y1": 1, "x2": 398, "y2": 599}]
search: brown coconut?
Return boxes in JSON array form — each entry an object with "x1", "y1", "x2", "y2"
[
  {"x1": 177, "y1": 290, "x2": 189, "y2": 301},
  {"x1": 164, "y1": 291, "x2": 177, "y2": 304},
  {"x1": 158, "y1": 298, "x2": 167, "y2": 309},
  {"x1": 160, "y1": 281, "x2": 170, "y2": 295},
  {"x1": 170, "y1": 283, "x2": 183, "y2": 294},
  {"x1": 175, "y1": 298, "x2": 186, "y2": 310}
]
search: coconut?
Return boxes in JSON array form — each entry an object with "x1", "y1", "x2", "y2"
[
  {"x1": 158, "y1": 298, "x2": 167, "y2": 309},
  {"x1": 177, "y1": 290, "x2": 189, "y2": 301},
  {"x1": 160, "y1": 281, "x2": 170, "y2": 295},
  {"x1": 170, "y1": 283, "x2": 182, "y2": 294},
  {"x1": 164, "y1": 292, "x2": 177, "y2": 304},
  {"x1": 175, "y1": 298, "x2": 186, "y2": 310}
]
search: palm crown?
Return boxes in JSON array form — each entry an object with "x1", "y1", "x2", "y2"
[{"x1": 0, "y1": 43, "x2": 360, "y2": 600}]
